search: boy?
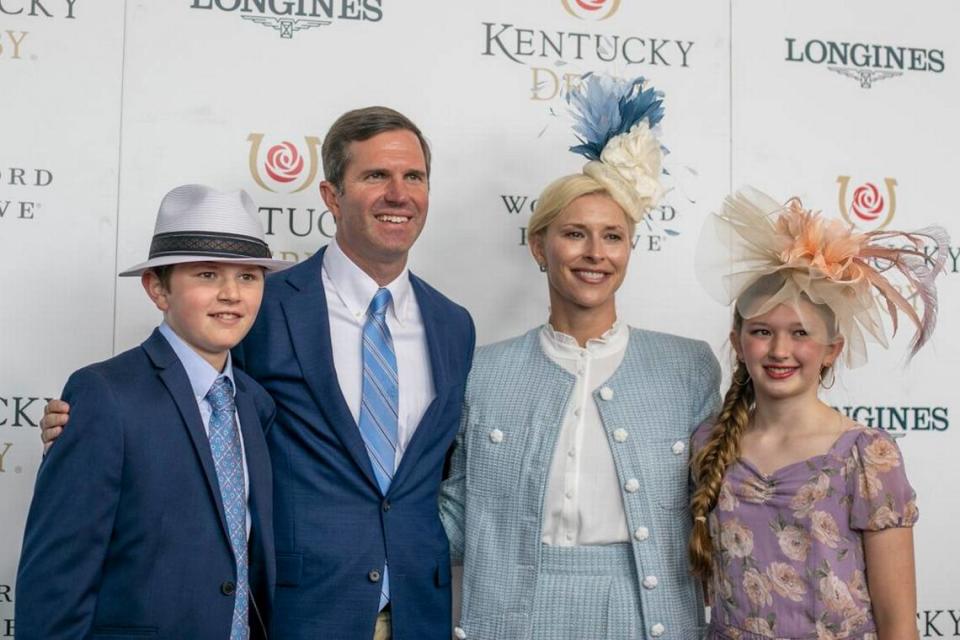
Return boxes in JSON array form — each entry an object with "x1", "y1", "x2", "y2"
[{"x1": 16, "y1": 184, "x2": 291, "y2": 639}]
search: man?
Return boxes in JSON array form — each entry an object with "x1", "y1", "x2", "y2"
[{"x1": 42, "y1": 107, "x2": 476, "y2": 640}]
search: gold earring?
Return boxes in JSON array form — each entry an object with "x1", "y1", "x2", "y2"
[{"x1": 820, "y1": 366, "x2": 836, "y2": 390}]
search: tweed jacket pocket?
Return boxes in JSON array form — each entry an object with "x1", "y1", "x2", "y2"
[{"x1": 465, "y1": 419, "x2": 527, "y2": 498}]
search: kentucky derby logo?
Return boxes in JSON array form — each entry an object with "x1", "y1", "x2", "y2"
[
  {"x1": 561, "y1": 0, "x2": 621, "y2": 21},
  {"x1": 837, "y1": 176, "x2": 897, "y2": 230},
  {"x1": 247, "y1": 134, "x2": 321, "y2": 193}
]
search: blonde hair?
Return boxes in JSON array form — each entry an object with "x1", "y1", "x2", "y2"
[
  {"x1": 528, "y1": 173, "x2": 636, "y2": 241},
  {"x1": 688, "y1": 314, "x2": 754, "y2": 582}
]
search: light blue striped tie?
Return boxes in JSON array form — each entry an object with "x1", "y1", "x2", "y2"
[
  {"x1": 358, "y1": 287, "x2": 398, "y2": 610},
  {"x1": 207, "y1": 377, "x2": 249, "y2": 640}
]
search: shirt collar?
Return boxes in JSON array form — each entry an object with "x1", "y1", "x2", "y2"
[
  {"x1": 158, "y1": 322, "x2": 236, "y2": 403},
  {"x1": 322, "y1": 238, "x2": 413, "y2": 325},
  {"x1": 540, "y1": 317, "x2": 628, "y2": 359}
]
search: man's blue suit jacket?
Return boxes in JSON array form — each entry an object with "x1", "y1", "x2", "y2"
[
  {"x1": 235, "y1": 246, "x2": 475, "y2": 639},
  {"x1": 16, "y1": 329, "x2": 277, "y2": 639}
]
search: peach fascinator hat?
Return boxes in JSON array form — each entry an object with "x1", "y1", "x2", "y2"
[{"x1": 697, "y1": 187, "x2": 949, "y2": 368}]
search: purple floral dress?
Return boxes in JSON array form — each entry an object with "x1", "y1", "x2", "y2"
[{"x1": 692, "y1": 424, "x2": 918, "y2": 640}]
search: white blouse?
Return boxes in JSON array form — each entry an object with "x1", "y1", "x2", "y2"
[
  {"x1": 539, "y1": 321, "x2": 631, "y2": 546},
  {"x1": 320, "y1": 239, "x2": 435, "y2": 468}
]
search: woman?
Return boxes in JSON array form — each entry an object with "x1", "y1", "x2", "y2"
[{"x1": 439, "y1": 75, "x2": 719, "y2": 640}]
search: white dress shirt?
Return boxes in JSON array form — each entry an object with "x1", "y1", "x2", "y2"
[
  {"x1": 158, "y1": 321, "x2": 250, "y2": 533},
  {"x1": 540, "y1": 320, "x2": 631, "y2": 546},
  {"x1": 321, "y1": 239, "x2": 435, "y2": 467}
]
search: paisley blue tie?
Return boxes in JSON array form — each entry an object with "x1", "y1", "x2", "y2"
[
  {"x1": 206, "y1": 376, "x2": 249, "y2": 640},
  {"x1": 358, "y1": 288, "x2": 398, "y2": 609}
]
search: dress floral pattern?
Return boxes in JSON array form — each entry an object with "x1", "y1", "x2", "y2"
[{"x1": 692, "y1": 424, "x2": 917, "y2": 640}]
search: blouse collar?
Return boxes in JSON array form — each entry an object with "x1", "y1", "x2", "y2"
[{"x1": 539, "y1": 318, "x2": 628, "y2": 361}]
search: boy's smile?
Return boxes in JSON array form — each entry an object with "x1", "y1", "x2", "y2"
[{"x1": 144, "y1": 262, "x2": 265, "y2": 371}]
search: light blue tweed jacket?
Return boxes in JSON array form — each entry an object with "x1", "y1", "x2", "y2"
[{"x1": 439, "y1": 326, "x2": 721, "y2": 640}]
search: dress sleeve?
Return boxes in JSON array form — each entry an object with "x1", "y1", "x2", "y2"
[{"x1": 847, "y1": 428, "x2": 918, "y2": 531}]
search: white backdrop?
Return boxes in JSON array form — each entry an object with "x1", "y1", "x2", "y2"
[{"x1": 1, "y1": 1, "x2": 957, "y2": 636}]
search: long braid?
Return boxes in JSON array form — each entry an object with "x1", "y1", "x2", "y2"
[{"x1": 688, "y1": 359, "x2": 754, "y2": 581}]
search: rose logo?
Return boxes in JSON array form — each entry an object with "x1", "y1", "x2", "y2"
[
  {"x1": 247, "y1": 134, "x2": 322, "y2": 193},
  {"x1": 561, "y1": 0, "x2": 621, "y2": 21},
  {"x1": 265, "y1": 141, "x2": 304, "y2": 184},
  {"x1": 850, "y1": 182, "x2": 884, "y2": 221},
  {"x1": 836, "y1": 176, "x2": 897, "y2": 230},
  {"x1": 576, "y1": 0, "x2": 607, "y2": 11}
]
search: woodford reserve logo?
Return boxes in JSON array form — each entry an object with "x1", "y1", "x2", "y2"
[
  {"x1": 504, "y1": 192, "x2": 682, "y2": 253},
  {"x1": 786, "y1": 37, "x2": 945, "y2": 89},
  {"x1": 0, "y1": 585, "x2": 10, "y2": 639},
  {"x1": 189, "y1": 0, "x2": 382, "y2": 39},
  {"x1": 1, "y1": 166, "x2": 53, "y2": 223}
]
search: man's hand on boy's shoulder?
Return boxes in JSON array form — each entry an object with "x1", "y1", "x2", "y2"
[{"x1": 40, "y1": 399, "x2": 70, "y2": 452}]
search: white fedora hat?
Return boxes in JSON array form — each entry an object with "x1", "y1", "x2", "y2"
[{"x1": 119, "y1": 184, "x2": 293, "y2": 276}]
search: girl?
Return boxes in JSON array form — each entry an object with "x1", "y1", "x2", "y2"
[{"x1": 689, "y1": 190, "x2": 948, "y2": 640}]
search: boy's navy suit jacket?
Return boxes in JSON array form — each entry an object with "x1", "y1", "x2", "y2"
[{"x1": 16, "y1": 328, "x2": 276, "y2": 640}]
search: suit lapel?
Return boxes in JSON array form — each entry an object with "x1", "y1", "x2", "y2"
[
  {"x1": 142, "y1": 329, "x2": 232, "y2": 544},
  {"x1": 281, "y1": 248, "x2": 381, "y2": 492},
  {"x1": 391, "y1": 275, "x2": 453, "y2": 490}
]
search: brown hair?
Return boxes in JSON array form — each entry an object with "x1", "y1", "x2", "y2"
[
  {"x1": 321, "y1": 106, "x2": 431, "y2": 193},
  {"x1": 145, "y1": 263, "x2": 267, "y2": 293},
  {"x1": 148, "y1": 265, "x2": 175, "y2": 291}
]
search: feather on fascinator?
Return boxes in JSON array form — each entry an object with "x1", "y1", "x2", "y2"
[
  {"x1": 567, "y1": 73, "x2": 666, "y2": 222},
  {"x1": 697, "y1": 187, "x2": 949, "y2": 368}
]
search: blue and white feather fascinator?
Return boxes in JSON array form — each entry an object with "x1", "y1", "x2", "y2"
[{"x1": 568, "y1": 73, "x2": 666, "y2": 222}]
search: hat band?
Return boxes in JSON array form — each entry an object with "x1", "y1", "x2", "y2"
[{"x1": 148, "y1": 231, "x2": 272, "y2": 260}]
